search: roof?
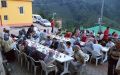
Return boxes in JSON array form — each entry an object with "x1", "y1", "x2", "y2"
[{"x1": 86, "y1": 25, "x2": 120, "y2": 34}]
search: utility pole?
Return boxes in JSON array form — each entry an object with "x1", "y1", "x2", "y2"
[
  {"x1": 98, "y1": 0, "x2": 105, "y2": 34},
  {"x1": 52, "y1": 12, "x2": 56, "y2": 20}
]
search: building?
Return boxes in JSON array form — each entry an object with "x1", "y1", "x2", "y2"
[{"x1": 0, "y1": 0, "x2": 33, "y2": 27}]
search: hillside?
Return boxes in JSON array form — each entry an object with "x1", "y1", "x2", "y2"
[{"x1": 32, "y1": 0, "x2": 120, "y2": 31}]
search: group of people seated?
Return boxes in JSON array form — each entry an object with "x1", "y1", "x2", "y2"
[{"x1": 0, "y1": 25, "x2": 120, "y2": 75}]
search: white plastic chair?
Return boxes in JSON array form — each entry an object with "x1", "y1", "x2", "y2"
[
  {"x1": 40, "y1": 60, "x2": 57, "y2": 75},
  {"x1": 14, "y1": 49, "x2": 21, "y2": 63},
  {"x1": 90, "y1": 50, "x2": 103, "y2": 66},
  {"x1": 21, "y1": 53, "x2": 30, "y2": 70},
  {"x1": 29, "y1": 56, "x2": 40, "y2": 75},
  {"x1": 83, "y1": 54, "x2": 90, "y2": 66},
  {"x1": 80, "y1": 54, "x2": 90, "y2": 75}
]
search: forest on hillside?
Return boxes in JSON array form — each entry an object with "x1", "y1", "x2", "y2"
[{"x1": 32, "y1": 0, "x2": 120, "y2": 31}]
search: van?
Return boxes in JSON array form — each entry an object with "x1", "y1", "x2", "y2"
[
  {"x1": 32, "y1": 14, "x2": 43, "y2": 23},
  {"x1": 40, "y1": 19, "x2": 51, "y2": 27}
]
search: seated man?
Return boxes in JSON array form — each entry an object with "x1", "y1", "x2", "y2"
[
  {"x1": 81, "y1": 40, "x2": 94, "y2": 53},
  {"x1": 20, "y1": 41, "x2": 35, "y2": 56},
  {"x1": 106, "y1": 38, "x2": 115, "y2": 48},
  {"x1": 57, "y1": 40, "x2": 65, "y2": 53},
  {"x1": 30, "y1": 50, "x2": 46, "y2": 61},
  {"x1": 39, "y1": 29, "x2": 47, "y2": 42},
  {"x1": 93, "y1": 43, "x2": 103, "y2": 56},
  {"x1": 64, "y1": 41, "x2": 74, "y2": 56},
  {"x1": 50, "y1": 38, "x2": 59, "y2": 50}
]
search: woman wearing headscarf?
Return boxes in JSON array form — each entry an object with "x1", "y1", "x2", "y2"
[
  {"x1": 44, "y1": 51, "x2": 55, "y2": 66},
  {"x1": 73, "y1": 45, "x2": 89, "y2": 64},
  {"x1": 108, "y1": 40, "x2": 120, "y2": 75},
  {"x1": 2, "y1": 30, "x2": 15, "y2": 62}
]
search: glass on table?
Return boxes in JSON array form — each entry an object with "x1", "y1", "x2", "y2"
[
  {"x1": 64, "y1": 54, "x2": 66, "y2": 58},
  {"x1": 55, "y1": 51, "x2": 59, "y2": 58}
]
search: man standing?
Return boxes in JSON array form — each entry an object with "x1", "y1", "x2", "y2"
[
  {"x1": 51, "y1": 19, "x2": 55, "y2": 33},
  {"x1": 103, "y1": 27, "x2": 110, "y2": 42},
  {"x1": 108, "y1": 41, "x2": 120, "y2": 75}
]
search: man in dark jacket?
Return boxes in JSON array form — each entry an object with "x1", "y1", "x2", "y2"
[
  {"x1": 50, "y1": 38, "x2": 59, "y2": 50},
  {"x1": 108, "y1": 40, "x2": 120, "y2": 75}
]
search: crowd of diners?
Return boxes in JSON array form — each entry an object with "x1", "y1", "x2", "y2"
[{"x1": 0, "y1": 25, "x2": 120, "y2": 75}]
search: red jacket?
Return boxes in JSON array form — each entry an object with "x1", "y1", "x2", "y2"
[
  {"x1": 51, "y1": 20, "x2": 55, "y2": 27},
  {"x1": 64, "y1": 32, "x2": 72, "y2": 38},
  {"x1": 103, "y1": 29, "x2": 109, "y2": 40},
  {"x1": 81, "y1": 34, "x2": 87, "y2": 42}
]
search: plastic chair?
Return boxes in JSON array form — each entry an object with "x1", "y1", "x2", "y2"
[
  {"x1": 80, "y1": 54, "x2": 90, "y2": 75},
  {"x1": 90, "y1": 50, "x2": 103, "y2": 66},
  {"x1": 40, "y1": 60, "x2": 57, "y2": 75},
  {"x1": 74, "y1": 54, "x2": 90, "y2": 75},
  {"x1": 28, "y1": 56, "x2": 40, "y2": 75},
  {"x1": 21, "y1": 53, "x2": 30, "y2": 70},
  {"x1": 14, "y1": 49, "x2": 21, "y2": 63}
]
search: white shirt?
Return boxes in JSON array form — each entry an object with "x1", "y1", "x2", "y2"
[
  {"x1": 93, "y1": 44, "x2": 103, "y2": 55},
  {"x1": 64, "y1": 45, "x2": 74, "y2": 56},
  {"x1": 70, "y1": 38, "x2": 75, "y2": 46},
  {"x1": 106, "y1": 41, "x2": 115, "y2": 48}
]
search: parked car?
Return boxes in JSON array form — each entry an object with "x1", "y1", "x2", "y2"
[
  {"x1": 40, "y1": 19, "x2": 51, "y2": 27},
  {"x1": 32, "y1": 14, "x2": 42, "y2": 23}
]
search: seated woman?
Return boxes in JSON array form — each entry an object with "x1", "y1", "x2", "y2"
[
  {"x1": 44, "y1": 51, "x2": 55, "y2": 66},
  {"x1": 64, "y1": 31, "x2": 72, "y2": 38},
  {"x1": 73, "y1": 45, "x2": 89, "y2": 64},
  {"x1": 81, "y1": 32, "x2": 87, "y2": 42},
  {"x1": 69, "y1": 45, "x2": 89, "y2": 74},
  {"x1": 43, "y1": 36, "x2": 52, "y2": 47},
  {"x1": 112, "y1": 31, "x2": 118, "y2": 39}
]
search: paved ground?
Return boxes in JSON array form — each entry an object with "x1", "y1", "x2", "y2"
[
  {"x1": 8, "y1": 61, "x2": 107, "y2": 75},
  {"x1": 3, "y1": 23, "x2": 108, "y2": 75},
  {"x1": 10, "y1": 23, "x2": 57, "y2": 35}
]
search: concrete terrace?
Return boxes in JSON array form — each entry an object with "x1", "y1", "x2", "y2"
[{"x1": 3, "y1": 24, "x2": 108, "y2": 75}]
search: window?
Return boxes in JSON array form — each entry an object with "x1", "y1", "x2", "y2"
[
  {"x1": 1, "y1": 1, "x2": 7, "y2": 7},
  {"x1": 19, "y1": 7, "x2": 24, "y2": 14},
  {"x1": 4, "y1": 15, "x2": 8, "y2": 20}
]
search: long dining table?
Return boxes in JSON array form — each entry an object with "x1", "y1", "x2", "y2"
[{"x1": 26, "y1": 39, "x2": 74, "y2": 75}]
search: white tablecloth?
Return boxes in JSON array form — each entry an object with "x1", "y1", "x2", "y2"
[
  {"x1": 50, "y1": 35, "x2": 71, "y2": 42},
  {"x1": 27, "y1": 40, "x2": 74, "y2": 63},
  {"x1": 27, "y1": 39, "x2": 74, "y2": 75}
]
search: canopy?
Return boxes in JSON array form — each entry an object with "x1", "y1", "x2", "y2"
[{"x1": 86, "y1": 25, "x2": 120, "y2": 34}]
